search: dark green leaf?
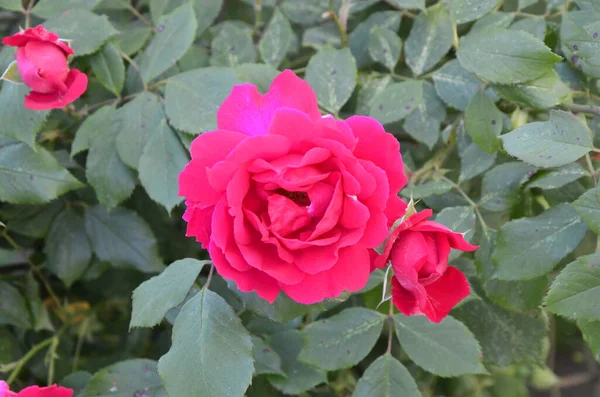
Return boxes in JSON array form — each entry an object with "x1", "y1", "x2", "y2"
[
  {"x1": 464, "y1": 90, "x2": 503, "y2": 153},
  {"x1": 210, "y1": 24, "x2": 257, "y2": 67},
  {"x1": 573, "y1": 187, "x2": 600, "y2": 234},
  {"x1": 484, "y1": 277, "x2": 548, "y2": 313},
  {"x1": 349, "y1": 11, "x2": 401, "y2": 68},
  {"x1": 352, "y1": 354, "x2": 422, "y2": 397},
  {"x1": 158, "y1": 289, "x2": 254, "y2": 397},
  {"x1": 479, "y1": 162, "x2": 536, "y2": 212},
  {"x1": 403, "y1": 81, "x2": 446, "y2": 149},
  {"x1": 527, "y1": 163, "x2": 588, "y2": 190},
  {"x1": 357, "y1": 74, "x2": 392, "y2": 115},
  {"x1": 115, "y1": 23, "x2": 152, "y2": 56},
  {"x1": 368, "y1": 27, "x2": 402, "y2": 72},
  {"x1": 432, "y1": 60, "x2": 485, "y2": 111},
  {"x1": 72, "y1": 106, "x2": 117, "y2": 157},
  {"x1": 561, "y1": 11, "x2": 600, "y2": 78},
  {"x1": 492, "y1": 70, "x2": 571, "y2": 109},
  {"x1": 0, "y1": 201, "x2": 62, "y2": 238},
  {"x1": 280, "y1": 0, "x2": 328, "y2": 25},
  {"x1": 80, "y1": 359, "x2": 166, "y2": 397},
  {"x1": 0, "y1": 83, "x2": 49, "y2": 147},
  {"x1": 0, "y1": 281, "x2": 31, "y2": 328},
  {"x1": 32, "y1": 0, "x2": 100, "y2": 17},
  {"x1": 457, "y1": 121, "x2": 497, "y2": 182},
  {"x1": 401, "y1": 181, "x2": 453, "y2": 199},
  {"x1": 130, "y1": 259, "x2": 207, "y2": 328},
  {"x1": 90, "y1": 43, "x2": 125, "y2": 96},
  {"x1": 578, "y1": 320, "x2": 600, "y2": 359},
  {"x1": 493, "y1": 204, "x2": 588, "y2": 280},
  {"x1": 253, "y1": 335, "x2": 285, "y2": 377},
  {"x1": 259, "y1": 8, "x2": 295, "y2": 67},
  {"x1": 370, "y1": 80, "x2": 424, "y2": 124}
]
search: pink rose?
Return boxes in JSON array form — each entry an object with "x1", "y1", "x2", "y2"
[
  {"x1": 179, "y1": 70, "x2": 407, "y2": 304},
  {"x1": 375, "y1": 209, "x2": 478, "y2": 322},
  {"x1": 0, "y1": 381, "x2": 73, "y2": 397},
  {"x1": 2, "y1": 25, "x2": 87, "y2": 110}
]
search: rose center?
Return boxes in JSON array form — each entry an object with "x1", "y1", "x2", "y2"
[{"x1": 275, "y1": 189, "x2": 311, "y2": 207}]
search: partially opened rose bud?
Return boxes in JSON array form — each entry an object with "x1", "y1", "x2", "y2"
[{"x1": 1, "y1": 25, "x2": 88, "y2": 110}]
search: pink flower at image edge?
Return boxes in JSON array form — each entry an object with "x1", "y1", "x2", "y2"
[
  {"x1": 375, "y1": 209, "x2": 479, "y2": 323},
  {"x1": 0, "y1": 381, "x2": 73, "y2": 397},
  {"x1": 2, "y1": 25, "x2": 87, "y2": 110}
]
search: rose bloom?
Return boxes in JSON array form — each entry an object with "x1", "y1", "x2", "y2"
[
  {"x1": 179, "y1": 70, "x2": 408, "y2": 304},
  {"x1": 374, "y1": 209, "x2": 478, "y2": 322},
  {"x1": 2, "y1": 25, "x2": 87, "y2": 110},
  {"x1": 0, "y1": 381, "x2": 73, "y2": 397}
]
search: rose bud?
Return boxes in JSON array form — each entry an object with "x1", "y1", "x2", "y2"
[
  {"x1": 0, "y1": 381, "x2": 73, "y2": 397},
  {"x1": 2, "y1": 25, "x2": 88, "y2": 110},
  {"x1": 374, "y1": 208, "x2": 478, "y2": 323}
]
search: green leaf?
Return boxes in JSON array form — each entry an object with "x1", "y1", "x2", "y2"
[
  {"x1": 368, "y1": 27, "x2": 402, "y2": 72},
  {"x1": 235, "y1": 63, "x2": 279, "y2": 93},
  {"x1": 403, "y1": 81, "x2": 446, "y2": 149},
  {"x1": 352, "y1": 354, "x2": 422, "y2": 397},
  {"x1": 545, "y1": 252, "x2": 600, "y2": 320},
  {"x1": 253, "y1": 335, "x2": 285, "y2": 377},
  {"x1": 0, "y1": 83, "x2": 49, "y2": 147},
  {"x1": 578, "y1": 320, "x2": 600, "y2": 359},
  {"x1": 527, "y1": 163, "x2": 588, "y2": 190},
  {"x1": 90, "y1": 43, "x2": 125, "y2": 96},
  {"x1": 80, "y1": 359, "x2": 166, "y2": 397},
  {"x1": 0, "y1": 281, "x2": 31, "y2": 328},
  {"x1": 259, "y1": 8, "x2": 295, "y2": 67},
  {"x1": 0, "y1": 0, "x2": 22, "y2": 11},
  {"x1": 401, "y1": 180, "x2": 453, "y2": 199},
  {"x1": 45, "y1": 209, "x2": 92, "y2": 287},
  {"x1": 386, "y1": 0, "x2": 425, "y2": 9},
  {"x1": 493, "y1": 204, "x2": 588, "y2": 280},
  {"x1": 32, "y1": 0, "x2": 101, "y2": 17},
  {"x1": 266, "y1": 330, "x2": 327, "y2": 395},
  {"x1": 510, "y1": 17, "x2": 547, "y2": 41},
  {"x1": 447, "y1": 0, "x2": 499, "y2": 24},
  {"x1": 299, "y1": 308, "x2": 385, "y2": 370},
  {"x1": 393, "y1": 314, "x2": 486, "y2": 377},
  {"x1": 280, "y1": 0, "x2": 328, "y2": 25},
  {"x1": 349, "y1": 11, "x2": 401, "y2": 68},
  {"x1": 192, "y1": 0, "x2": 222, "y2": 37},
  {"x1": 501, "y1": 110, "x2": 593, "y2": 168},
  {"x1": 0, "y1": 201, "x2": 63, "y2": 239},
  {"x1": 484, "y1": 277, "x2": 548, "y2": 313},
  {"x1": 453, "y1": 299, "x2": 547, "y2": 366},
  {"x1": 306, "y1": 47, "x2": 357, "y2": 114},
  {"x1": 357, "y1": 74, "x2": 392, "y2": 115},
  {"x1": 369, "y1": 80, "x2": 424, "y2": 124},
  {"x1": 140, "y1": 3, "x2": 198, "y2": 84},
  {"x1": 84, "y1": 205, "x2": 163, "y2": 273},
  {"x1": 405, "y1": 3, "x2": 453, "y2": 76},
  {"x1": 72, "y1": 106, "x2": 117, "y2": 157},
  {"x1": 149, "y1": 0, "x2": 176, "y2": 24},
  {"x1": 479, "y1": 162, "x2": 535, "y2": 212},
  {"x1": 432, "y1": 60, "x2": 485, "y2": 111},
  {"x1": 1, "y1": 61, "x2": 23, "y2": 84},
  {"x1": 0, "y1": 141, "x2": 83, "y2": 205},
  {"x1": 211, "y1": 24, "x2": 257, "y2": 67},
  {"x1": 86, "y1": 112, "x2": 136, "y2": 209},
  {"x1": 44, "y1": 9, "x2": 118, "y2": 56},
  {"x1": 561, "y1": 11, "x2": 600, "y2": 78},
  {"x1": 59, "y1": 372, "x2": 91, "y2": 396},
  {"x1": 457, "y1": 28, "x2": 562, "y2": 84},
  {"x1": 138, "y1": 120, "x2": 188, "y2": 212},
  {"x1": 130, "y1": 259, "x2": 207, "y2": 328},
  {"x1": 464, "y1": 90, "x2": 503, "y2": 153},
  {"x1": 457, "y1": 121, "x2": 497, "y2": 182},
  {"x1": 158, "y1": 289, "x2": 254, "y2": 397},
  {"x1": 470, "y1": 11, "x2": 515, "y2": 33},
  {"x1": 303, "y1": 22, "x2": 341, "y2": 49},
  {"x1": 165, "y1": 67, "x2": 243, "y2": 134},
  {"x1": 492, "y1": 70, "x2": 571, "y2": 109},
  {"x1": 573, "y1": 188, "x2": 600, "y2": 234},
  {"x1": 115, "y1": 23, "x2": 152, "y2": 56},
  {"x1": 435, "y1": 206, "x2": 476, "y2": 261}
]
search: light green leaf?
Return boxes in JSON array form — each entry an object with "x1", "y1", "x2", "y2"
[
  {"x1": 0, "y1": 141, "x2": 83, "y2": 205},
  {"x1": 150, "y1": 0, "x2": 175, "y2": 24},
  {"x1": 432, "y1": 59, "x2": 485, "y2": 111},
  {"x1": 573, "y1": 188, "x2": 600, "y2": 234},
  {"x1": 492, "y1": 70, "x2": 571, "y2": 109},
  {"x1": 457, "y1": 121, "x2": 497, "y2": 182},
  {"x1": 140, "y1": 3, "x2": 197, "y2": 83},
  {"x1": 44, "y1": 9, "x2": 118, "y2": 56},
  {"x1": 479, "y1": 162, "x2": 535, "y2": 212},
  {"x1": 578, "y1": 320, "x2": 600, "y2": 359},
  {"x1": 192, "y1": 0, "x2": 222, "y2": 37},
  {"x1": 130, "y1": 259, "x2": 207, "y2": 328},
  {"x1": 401, "y1": 181, "x2": 453, "y2": 199},
  {"x1": 45, "y1": 209, "x2": 92, "y2": 287},
  {"x1": 306, "y1": 47, "x2": 357, "y2": 114},
  {"x1": 370, "y1": 80, "x2": 424, "y2": 124},
  {"x1": 501, "y1": 110, "x2": 593, "y2": 168},
  {"x1": 158, "y1": 289, "x2": 254, "y2": 397},
  {"x1": 115, "y1": 23, "x2": 152, "y2": 56},
  {"x1": 253, "y1": 335, "x2": 285, "y2": 377},
  {"x1": 357, "y1": 74, "x2": 392, "y2": 115},
  {"x1": 457, "y1": 28, "x2": 562, "y2": 84},
  {"x1": 235, "y1": 63, "x2": 279, "y2": 93},
  {"x1": 349, "y1": 11, "x2": 402, "y2": 68},
  {"x1": 518, "y1": 0, "x2": 538, "y2": 8},
  {"x1": 165, "y1": 67, "x2": 243, "y2": 134},
  {"x1": 447, "y1": 0, "x2": 499, "y2": 24},
  {"x1": 510, "y1": 17, "x2": 547, "y2": 41},
  {"x1": 266, "y1": 330, "x2": 327, "y2": 395},
  {"x1": 259, "y1": 8, "x2": 295, "y2": 67},
  {"x1": 211, "y1": 24, "x2": 257, "y2": 67},
  {"x1": 280, "y1": 0, "x2": 328, "y2": 25},
  {"x1": 299, "y1": 308, "x2": 385, "y2": 370},
  {"x1": 84, "y1": 205, "x2": 163, "y2": 273},
  {"x1": 0, "y1": 0, "x2": 22, "y2": 11},
  {"x1": 72, "y1": 106, "x2": 117, "y2": 157},
  {"x1": 464, "y1": 89, "x2": 503, "y2": 153},
  {"x1": 139, "y1": 120, "x2": 188, "y2": 212},
  {"x1": 405, "y1": 3, "x2": 453, "y2": 76},
  {"x1": 404, "y1": 81, "x2": 445, "y2": 149},
  {"x1": 86, "y1": 112, "x2": 136, "y2": 209},
  {"x1": 0, "y1": 281, "x2": 31, "y2": 329},
  {"x1": 0, "y1": 83, "x2": 49, "y2": 147},
  {"x1": 545, "y1": 252, "x2": 600, "y2": 320},
  {"x1": 32, "y1": 0, "x2": 101, "y2": 17},
  {"x1": 352, "y1": 354, "x2": 422, "y2": 397},
  {"x1": 80, "y1": 359, "x2": 166, "y2": 397},
  {"x1": 493, "y1": 204, "x2": 588, "y2": 280},
  {"x1": 90, "y1": 42, "x2": 125, "y2": 96},
  {"x1": 303, "y1": 22, "x2": 341, "y2": 49},
  {"x1": 394, "y1": 314, "x2": 486, "y2": 377},
  {"x1": 470, "y1": 11, "x2": 515, "y2": 33},
  {"x1": 385, "y1": 0, "x2": 425, "y2": 9},
  {"x1": 368, "y1": 27, "x2": 402, "y2": 72},
  {"x1": 528, "y1": 163, "x2": 588, "y2": 190},
  {"x1": 453, "y1": 299, "x2": 547, "y2": 366}
]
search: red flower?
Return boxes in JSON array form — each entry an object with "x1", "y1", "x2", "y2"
[
  {"x1": 179, "y1": 70, "x2": 407, "y2": 304},
  {"x1": 2, "y1": 25, "x2": 87, "y2": 110},
  {"x1": 0, "y1": 381, "x2": 73, "y2": 397},
  {"x1": 374, "y1": 209, "x2": 478, "y2": 322}
]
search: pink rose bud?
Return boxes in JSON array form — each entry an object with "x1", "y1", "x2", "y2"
[
  {"x1": 0, "y1": 381, "x2": 73, "y2": 397},
  {"x1": 374, "y1": 209, "x2": 479, "y2": 323},
  {"x1": 2, "y1": 25, "x2": 88, "y2": 110}
]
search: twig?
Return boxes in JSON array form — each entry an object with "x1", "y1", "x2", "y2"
[
  {"x1": 329, "y1": 1, "x2": 348, "y2": 47},
  {"x1": 386, "y1": 301, "x2": 394, "y2": 354},
  {"x1": 563, "y1": 103, "x2": 600, "y2": 116},
  {"x1": 253, "y1": 0, "x2": 262, "y2": 38},
  {"x1": 7, "y1": 338, "x2": 52, "y2": 384},
  {"x1": 23, "y1": 0, "x2": 35, "y2": 29},
  {"x1": 127, "y1": 3, "x2": 152, "y2": 27},
  {"x1": 204, "y1": 265, "x2": 215, "y2": 290}
]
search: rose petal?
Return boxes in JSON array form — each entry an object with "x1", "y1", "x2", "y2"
[
  {"x1": 420, "y1": 266, "x2": 470, "y2": 323},
  {"x1": 183, "y1": 202, "x2": 213, "y2": 249},
  {"x1": 17, "y1": 384, "x2": 74, "y2": 397},
  {"x1": 411, "y1": 220, "x2": 479, "y2": 251},
  {"x1": 24, "y1": 69, "x2": 87, "y2": 110}
]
